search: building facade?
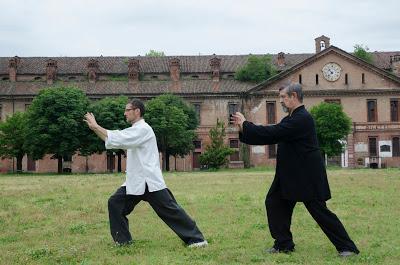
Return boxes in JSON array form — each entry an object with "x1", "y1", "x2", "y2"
[{"x1": 1, "y1": 36, "x2": 400, "y2": 173}]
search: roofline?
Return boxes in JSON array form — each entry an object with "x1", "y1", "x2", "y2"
[{"x1": 245, "y1": 45, "x2": 400, "y2": 94}]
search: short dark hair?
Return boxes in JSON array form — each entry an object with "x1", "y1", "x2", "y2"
[
  {"x1": 279, "y1": 83, "x2": 304, "y2": 103},
  {"x1": 128, "y1": 99, "x2": 145, "y2": 117}
]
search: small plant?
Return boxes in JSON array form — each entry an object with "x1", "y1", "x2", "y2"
[{"x1": 199, "y1": 119, "x2": 235, "y2": 169}]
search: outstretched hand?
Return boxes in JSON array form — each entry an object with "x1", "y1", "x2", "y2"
[
  {"x1": 83, "y1": 112, "x2": 98, "y2": 130},
  {"x1": 231, "y1": 112, "x2": 246, "y2": 131}
]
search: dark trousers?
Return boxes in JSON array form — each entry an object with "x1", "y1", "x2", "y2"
[
  {"x1": 265, "y1": 188, "x2": 359, "y2": 253},
  {"x1": 108, "y1": 185, "x2": 205, "y2": 245}
]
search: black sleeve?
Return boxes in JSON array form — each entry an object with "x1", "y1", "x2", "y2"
[{"x1": 239, "y1": 114, "x2": 307, "y2": 145}]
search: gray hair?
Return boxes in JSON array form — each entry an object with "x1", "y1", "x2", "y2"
[{"x1": 279, "y1": 83, "x2": 304, "y2": 103}]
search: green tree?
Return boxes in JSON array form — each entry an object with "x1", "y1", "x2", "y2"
[
  {"x1": 145, "y1": 50, "x2": 165, "y2": 57},
  {"x1": 81, "y1": 96, "x2": 130, "y2": 172},
  {"x1": 353, "y1": 44, "x2": 373, "y2": 64},
  {"x1": 310, "y1": 102, "x2": 352, "y2": 159},
  {"x1": 235, "y1": 55, "x2": 277, "y2": 83},
  {"x1": 199, "y1": 120, "x2": 235, "y2": 169},
  {"x1": 145, "y1": 94, "x2": 198, "y2": 171},
  {"x1": 24, "y1": 87, "x2": 90, "y2": 173},
  {"x1": 0, "y1": 112, "x2": 28, "y2": 172}
]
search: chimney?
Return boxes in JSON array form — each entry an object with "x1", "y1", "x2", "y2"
[
  {"x1": 46, "y1": 59, "x2": 57, "y2": 85},
  {"x1": 277, "y1": 52, "x2": 285, "y2": 67},
  {"x1": 128, "y1": 58, "x2": 140, "y2": 82},
  {"x1": 210, "y1": 56, "x2": 221, "y2": 82},
  {"x1": 315, "y1": 35, "x2": 330, "y2": 53},
  {"x1": 87, "y1": 59, "x2": 99, "y2": 83},
  {"x1": 169, "y1": 58, "x2": 180, "y2": 82},
  {"x1": 8, "y1": 56, "x2": 20, "y2": 82},
  {"x1": 390, "y1": 55, "x2": 400, "y2": 76}
]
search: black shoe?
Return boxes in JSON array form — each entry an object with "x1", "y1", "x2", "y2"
[
  {"x1": 338, "y1": 250, "x2": 358, "y2": 257},
  {"x1": 115, "y1": 240, "x2": 133, "y2": 246},
  {"x1": 266, "y1": 246, "x2": 295, "y2": 254}
]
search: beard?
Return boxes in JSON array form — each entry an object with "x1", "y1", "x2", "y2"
[{"x1": 281, "y1": 104, "x2": 289, "y2": 113}]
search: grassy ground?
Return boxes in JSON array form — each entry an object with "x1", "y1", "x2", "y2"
[{"x1": 0, "y1": 168, "x2": 399, "y2": 265}]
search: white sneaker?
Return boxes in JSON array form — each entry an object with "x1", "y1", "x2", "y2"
[{"x1": 188, "y1": 240, "x2": 208, "y2": 248}]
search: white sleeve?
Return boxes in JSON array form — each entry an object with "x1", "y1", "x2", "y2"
[{"x1": 105, "y1": 126, "x2": 152, "y2": 150}]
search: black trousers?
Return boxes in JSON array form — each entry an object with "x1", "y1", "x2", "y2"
[
  {"x1": 108, "y1": 185, "x2": 205, "y2": 245},
  {"x1": 265, "y1": 187, "x2": 359, "y2": 253}
]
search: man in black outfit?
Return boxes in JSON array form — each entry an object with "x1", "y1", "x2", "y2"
[{"x1": 232, "y1": 83, "x2": 359, "y2": 257}]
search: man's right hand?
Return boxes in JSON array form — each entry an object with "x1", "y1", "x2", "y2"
[{"x1": 231, "y1": 112, "x2": 246, "y2": 132}]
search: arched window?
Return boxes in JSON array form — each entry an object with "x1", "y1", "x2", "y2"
[{"x1": 320, "y1": 41, "x2": 326, "y2": 51}]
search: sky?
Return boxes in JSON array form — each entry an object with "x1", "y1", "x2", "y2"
[{"x1": 0, "y1": 0, "x2": 399, "y2": 57}]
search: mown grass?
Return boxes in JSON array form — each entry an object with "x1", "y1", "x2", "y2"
[{"x1": 0, "y1": 168, "x2": 399, "y2": 265}]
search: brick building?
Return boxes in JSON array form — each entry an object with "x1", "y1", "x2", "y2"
[{"x1": 1, "y1": 36, "x2": 400, "y2": 172}]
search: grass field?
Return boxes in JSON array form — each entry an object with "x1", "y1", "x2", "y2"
[{"x1": 0, "y1": 168, "x2": 399, "y2": 265}]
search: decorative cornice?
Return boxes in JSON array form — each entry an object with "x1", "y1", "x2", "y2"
[{"x1": 253, "y1": 88, "x2": 400, "y2": 98}]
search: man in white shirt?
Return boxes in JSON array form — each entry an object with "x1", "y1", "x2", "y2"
[{"x1": 84, "y1": 99, "x2": 207, "y2": 247}]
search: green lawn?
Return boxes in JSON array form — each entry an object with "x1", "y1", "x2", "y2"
[{"x1": 0, "y1": 168, "x2": 399, "y2": 265}]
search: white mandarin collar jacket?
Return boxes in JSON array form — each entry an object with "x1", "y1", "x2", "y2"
[{"x1": 105, "y1": 119, "x2": 166, "y2": 195}]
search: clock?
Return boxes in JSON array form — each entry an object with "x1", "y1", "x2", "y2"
[{"x1": 322, "y1": 62, "x2": 342, "y2": 82}]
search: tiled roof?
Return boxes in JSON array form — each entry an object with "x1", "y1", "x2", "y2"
[
  {"x1": 0, "y1": 51, "x2": 397, "y2": 75},
  {"x1": 0, "y1": 80, "x2": 254, "y2": 96},
  {"x1": 371, "y1": 51, "x2": 400, "y2": 69}
]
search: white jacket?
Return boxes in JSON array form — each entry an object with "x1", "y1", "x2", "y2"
[{"x1": 105, "y1": 119, "x2": 166, "y2": 195}]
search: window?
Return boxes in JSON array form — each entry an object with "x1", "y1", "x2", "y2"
[
  {"x1": 266, "y1": 101, "x2": 276, "y2": 124},
  {"x1": 369, "y1": 137, "x2": 377, "y2": 157},
  {"x1": 151, "y1": 75, "x2": 158, "y2": 79},
  {"x1": 367, "y1": 99, "x2": 377, "y2": 122},
  {"x1": 229, "y1": 139, "x2": 240, "y2": 161},
  {"x1": 230, "y1": 139, "x2": 239, "y2": 148},
  {"x1": 2, "y1": 77, "x2": 9, "y2": 81},
  {"x1": 393, "y1": 137, "x2": 400, "y2": 157},
  {"x1": 228, "y1": 103, "x2": 238, "y2": 124},
  {"x1": 324, "y1": 99, "x2": 341, "y2": 105},
  {"x1": 362, "y1": 73, "x2": 365, "y2": 84},
  {"x1": 268, "y1": 144, "x2": 277, "y2": 158},
  {"x1": 345, "y1": 73, "x2": 348, "y2": 85},
  {"x1": 68, "y1": 76, "x2": 76, "y2": 81},
  {"x1": 193, "y1": 140, "x2": 202, "y2": 150},
  {"x1": 299, "y1": 74, "x2": 302, "y2": 84},
  {"x1": 193, "y1": 103, "x2": 201, "y2": 124},
  {"x1": 191, "y1": 75, "x2": 199, "y2": 79},
  {"x1": 0, "y1": 104, "x2": 2, "y2": 121},
  {"x1": 25, "y1": 104, "x2": 31, "y2": 111},
  {"x1": 316, "y1": 74, "x2": 319, "y2": 85},
  {"x1": 390, "y1": 99, "x2": 399, "y2": 122},
  {"x1": 34, "y1": 76, "x2": 42, "y2": 81}
]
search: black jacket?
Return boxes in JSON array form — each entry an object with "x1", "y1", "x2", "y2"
[{"x1": 239, "y1": 105, "x2": 331, "y2": 201}]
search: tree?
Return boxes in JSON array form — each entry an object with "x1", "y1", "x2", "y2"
[
  {"x1": 235, "y1": 55, "x2": 277, "y2": 83},
  {"x1": 353, "y1": 44, "x2": 373, "y2": 64},
  {"x1": 81, "y1": 96, "x2": 130, "y2": 172},
  {"x1": 0, "y1": 112, "x2": 28, "y2": 172},
  {"x1": 24, "y1": 87, "x2": 90, "y2": 173},
  {"x1": 199, "y1": 120, "x2": 235, "y2": 169},
  {"x1": 145, "y1": 50, "x2": 165, "y2": 57},
  {"x1": 310, "y1": 102, "x2": 352, "y2": 159},
  {"x1": 145, "y1": 94, "x2": 198, "y2": 171}
]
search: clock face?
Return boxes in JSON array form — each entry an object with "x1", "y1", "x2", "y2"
[{"x1": 322, "y1": 62, "x2": 342, "y2": 82}]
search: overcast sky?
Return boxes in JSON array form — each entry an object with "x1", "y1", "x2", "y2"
[{"x1": 1, "y1": 0, "x2": 399, "y2": 57}]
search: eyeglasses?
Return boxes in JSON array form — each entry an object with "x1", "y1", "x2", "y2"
[{"x1": 124, "y1": 108, "x2": 138, "y2": 112}]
